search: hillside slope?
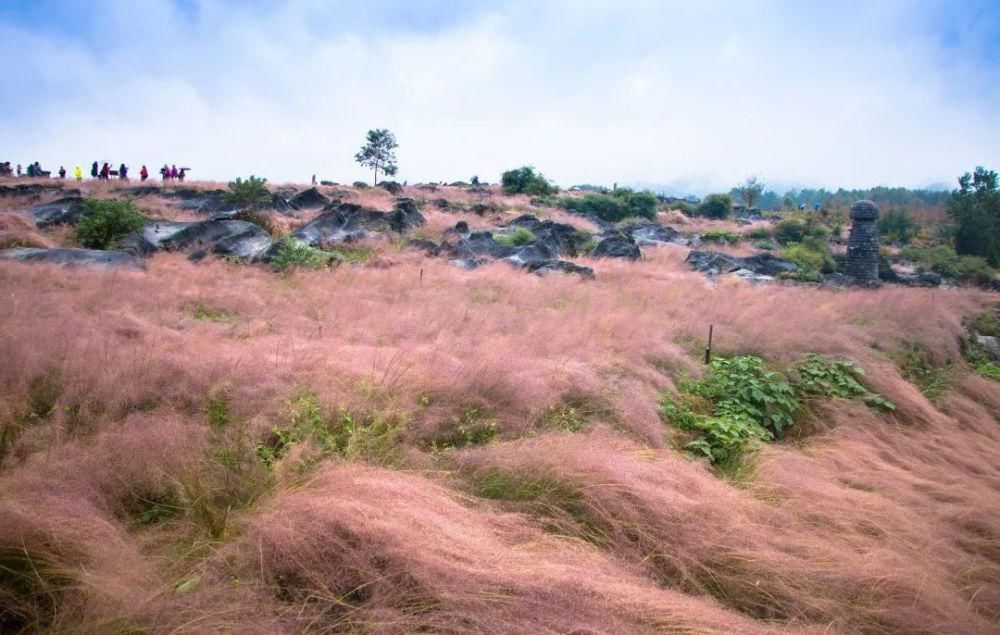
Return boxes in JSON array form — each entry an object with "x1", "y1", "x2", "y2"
[{"x1": 1, "y1": 180, "x2": 999, "y2": 633}]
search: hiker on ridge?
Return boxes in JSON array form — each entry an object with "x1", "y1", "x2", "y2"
[
  {"x1": 91, "y1": 162, "x2": 99, "y2": 179},
  {"x1": 101, "y1": 163, "x2": 110, "y2": 180},
  {"x1": 119, "y1": 164, "x2": 128, "y2": 180},
  {"x1": 140, "y1": 165, "x2": 148, "y2": 181},
  {"x1": 178, "y1": 168, "x2": 186, "y2": 182},
  {"x1": 170, "y1": 164, "x2": 178, "y2": 180},
  {"x1": 74, "y1": 165, "x2": 83, "y2": 181},
  {"x1": 58, "y1": 166, "x2": 66, "y2": 179},
  {"x1": 160, "y1": 164, "x2": 169, "y2": 181}
]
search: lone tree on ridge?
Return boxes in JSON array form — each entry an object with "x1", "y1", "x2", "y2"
[
  {"x1": 355, "y1": 129, "x2": 398, "y2": 186},
  {"x1": 735, "y1": 175, "x2": 765, "y2": 209}
]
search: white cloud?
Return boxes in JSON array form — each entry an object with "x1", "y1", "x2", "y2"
[{"x1": 1, "y1": 0, "x2": 997, "y2": 192}]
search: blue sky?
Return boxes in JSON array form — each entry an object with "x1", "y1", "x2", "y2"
[{"x1": 1, "y1": 0, "x2": 998, "y2": 192}]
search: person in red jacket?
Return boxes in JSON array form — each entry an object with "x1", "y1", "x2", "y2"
[
  {"x1": 169, "y1": 164, "x2": 178, "y2": 180},
  {"x1": 100, "y1": 163, "x2": 110, "y2": 180},
  {"x1": 140, "y1": 165, "x2": 148, "y2": 181}
]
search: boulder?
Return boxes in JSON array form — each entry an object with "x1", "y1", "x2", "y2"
[
  {"x1": 506, "y1": 215, "x2": 588, "y2": 256},
  {"x1": 737, "y1": 253, "x2": 799, "y2": 277},
  {"x1": 590, "y1": 234, "x2": 641, "y2": 260},
  {"x1": 448, "y1": 258, "x2": 486, "y2": 270},
  {"x1": 30, "y1": 196, "x2": 86, "y2": 228},
  {"x1": 622, "y1": 220, "x2": 682, "y2": 246},
  {"x1": 289, "y1": 200, "x2": 425, "y2": 248},
  {"x1": 158, "y1": 220, "x2": 272, "y2": 261},
  {"x1": 975, "y1": 335, "x2": 1000, "y2": 362},
  {"x1": 527, "y1": 260, "x2": 595, "y2": 279},
  {"x1": 0, "y1": 247, "x2": 144, "y2": 269},
  {"x1": 686, "y1": 250, "x2": 797, "y2": 277},
  {"x1": 117, "y1": 231, "x2": 157, "y2": 258},
  {"x1": 406, "y1": 239, "x2": 441, "y2": 256},
  {"x1": 896, "y1": 271, "x2": 943, "y2": 287},
  {"x1": 730, "y1": 268, "x2": 774, "y2": 284},
  {"x1": 289, "y1": 187, "x2": 331, "y2": 209},
  {"x1": 170, "y1": 191, "x2": 234, "y2": 215}
]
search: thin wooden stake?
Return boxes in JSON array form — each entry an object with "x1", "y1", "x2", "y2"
[{"x1": 704, "y1": 324, "x2": 714, "y2": 365}]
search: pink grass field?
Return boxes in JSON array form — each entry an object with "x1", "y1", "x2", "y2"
[{"x1": 0, "y1": 181, "x2": 999, "y2": 633}]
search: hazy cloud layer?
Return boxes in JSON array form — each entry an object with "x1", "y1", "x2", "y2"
[{"x1": 2, "y1": 0, "x2": 998, "y2": 192}]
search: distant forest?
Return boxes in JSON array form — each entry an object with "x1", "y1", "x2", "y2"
[{"x1": 733, "y1": 186, "x2": 951, "y2": 211}]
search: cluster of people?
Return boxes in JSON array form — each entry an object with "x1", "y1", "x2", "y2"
[
  {"x1": 160, "y1": 164, "x2": 186, "y2": 181},
  {"x1": 2, "y1": 160, "x2": 189, "y2": 183},
  {"x1": 1, "y1": 161, "x2": 50, "y2": 178}
]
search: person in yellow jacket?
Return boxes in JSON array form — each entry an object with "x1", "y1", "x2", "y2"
[{"x1": 73, "y1": 165, "x2": 82, "y2": 181}]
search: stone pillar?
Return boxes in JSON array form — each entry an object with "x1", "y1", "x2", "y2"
[{"x1": 844, "y1": 200, "x2": 880, "y2": 285}]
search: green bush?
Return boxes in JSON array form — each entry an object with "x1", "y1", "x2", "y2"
[
  {"x1": 611, "y1": 188, "x2": 659, "y2": 219},
  {"x1": 660, "y1": 354, "x2": 892, "y2": 466},
  {"x1": 224, "y1": 175, "x2": 271, "y2": 211},
  {"x1": 773, "y1": 218, "x2": 828, "y2": 245},
  {"x1": 671, "y1": 200, "x2": 697, "y2": 215},
  {"x1": 256, "y1": 391, "x2": 404, "y2": 469},
  {"x1": 269, "y1": 238, "x2": 335, "y2": 272},
  {"x1": 896, "y1": 344, "x2": 954, "y2": 403},
  {"x1": 701, "y1": 230, "x2": 740, "y2": 244},
  {"x1": 793, "y1": 355, "x2": 895, "y2": 410},
  {"x1": 494, "y1": 227, "x2": 536, "y2": 247},
  {"x1": 899, "y1": 244, "x2": 997, "y2": 284},
  {"x1": 780, "y1": 241, "x2": 836, "y2": 278},
  {"x1": 560, "y1": 194, "x2": 629, "y2": 222},
  {"x1": 233, "y1": 210, "x2": 276, "y2": 235},
  {"x1": 744, "y1": 226, "x2": 773, "y2": 240},
  {"x1": 75, "y1": 198, "x2": 146, "y2": 249},
  {"x1": 559, "y1": 188, "x2": 658, "y2": 222},
  {"x1": 877, "y1": 208, "x2": 919, "y2": 244},
  {"x1": 501, "y1": 166, "x2": 558, "y2": 196},
  {"x1": 695, "y1": 194, "x2": 732, "y2": 219},
  {"x1": 352, "y1": 181, "x2": 370, "y2": 189}
]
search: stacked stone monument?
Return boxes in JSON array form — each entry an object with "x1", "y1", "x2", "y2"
[{"x1": 844, "y1": 200, "x2": 880, "y2": 285}]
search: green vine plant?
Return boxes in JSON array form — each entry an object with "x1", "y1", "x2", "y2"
[{"x1": 660, "y1": 355, "x2": 894, "y2": 468}]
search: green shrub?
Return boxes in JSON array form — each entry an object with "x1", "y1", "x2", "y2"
[
  {"x1": 793, "y1": 355, "x2": 895, "y2": 410},
  {"x1": 501, "y1": 166, "x2": 557, "y2": 196},
  {"x1": 186, "y1": 300, "x2": 237, "y2": 323},
  {"x1": 773, "y1": 218, "x2": 829, "y2": 245},
  {"x1": 970, "y1": 311, "x2": 1000, "y2": 337},
  {"x1": 256, "y1": 391, "x2": 404, "y2": 469},
  {"x1": 224, "y1": 175, "x2": 271, "y2": 211},
  {"x1": 233, "y1": 210, "x2": 276, "y2": 235},
  {"x1": 753, "y1": 240, "x2": 774, "y2": 251},
  {"x1": 744, "y1": 226, "x2": 773, "y2": 240},
  {"x1": 75, "y1": 199, "x2": 146, "y2": 249},
  {"x1": 560, "y1": 194, "x2": 629, "y2": 222},
  {"x1": 896, "y1": 344, "x2": 953, "y2": 403},
  {"x1": 780, "y1": 241, "x2": 836, "y2": 278},
  {"x1": 671, "y1": 200, "x2": 697, "y2": 215},
  {"x1": 269, "y1": 238, "x2": 336, "y2": 272},
  {"x1": 957, "y1": 256, "x2": 997, "y2": 285},
  {"x1": 426, "y1": 407, "x2": 499, "y2": 450},
  {"x1": 877, "y1": 208, "x2": 920, "y2": 244},
  {"x1": 560, "y1": 188, "x2": 658, "y2": 222},
  {"x1": 352, "y1": 181, "x2": 370, "y2": 189},
  {"x1": 494, "y1": 227, "x2": 536, "y2": 247},
  {"x1": 660, "y1": 354, "x2": 892, "y2": 466},
  {"x1": 611, "y1": 188, "x2": 659, "y2": 219},
  {"x1": 696, "y1": 194, "x2": 732, "y2": 219},
  {"x1": 701, "y1": 230, "x2": 740, "y2": 244},
  {"x1": 899, "y1": 244, "x2": 997, "y2": 284}
]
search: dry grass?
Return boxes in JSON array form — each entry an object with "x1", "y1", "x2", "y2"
[{"x1": 0, "y1": 181, "x2": 998, "y2": 633}]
